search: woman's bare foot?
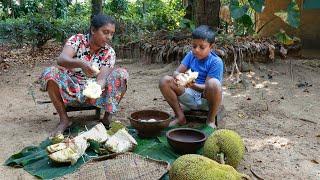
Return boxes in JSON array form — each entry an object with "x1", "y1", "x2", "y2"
[
  {"x1": 50, "y1": 120, "x2": 72, "y2": 137},
  {"x1": 169, "y1": 116, "x2": 187, "y2": 127}
]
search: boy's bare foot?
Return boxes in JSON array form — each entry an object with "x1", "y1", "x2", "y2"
[
  {"x1": 169, "y1": 116, "x2": 187, "y2": 127},
  {"x1": 208, "y1": 121, "x2": 217, "y2": 129},
  {"x1": 50, "y1": 120, "x2": 72, "y2": 137}
]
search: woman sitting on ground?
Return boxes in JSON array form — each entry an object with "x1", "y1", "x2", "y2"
[{"x1": 38, "y1": 14, "x2": 128, "y2": 136}]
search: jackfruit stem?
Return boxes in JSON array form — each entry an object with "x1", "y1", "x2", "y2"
[{"x1": 217, "y1": 153, "x2": 225, "y2": 164}]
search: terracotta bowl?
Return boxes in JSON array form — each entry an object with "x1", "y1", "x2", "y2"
[
  {"x1": 166, "y1": 128, "x2": 207, "y2": 154},
  {"x1": 129, "y1": 110, "x2": 171, "y2": 138}
]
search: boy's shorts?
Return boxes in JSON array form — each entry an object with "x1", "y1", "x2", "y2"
[{"x1": 178, "y1": 88, "x2": 209, "y2": 111}]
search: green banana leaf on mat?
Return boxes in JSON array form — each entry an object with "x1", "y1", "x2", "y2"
[{"x1": 5, "y1": 123, "x2": 214, "y2": 179}]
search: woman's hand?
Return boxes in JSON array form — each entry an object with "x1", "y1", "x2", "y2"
[{"x1": 81, "y1": 61, "x2": 96, "y2": 78}]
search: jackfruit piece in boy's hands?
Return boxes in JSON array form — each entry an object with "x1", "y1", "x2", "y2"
[
  {"x1": 105, "y1": 128, "x2": 137, "y2": 153},
  {"x1": 203, "y1": 129, "x2": 245, "y2": 168},
  {"x1": 83, "y1": 80, "x2": 102, "y2": 99},
  {"x1": 169, "y1": 154, "x2": 250, "y2": 180},
  {"x1": 176, "y1": 69, "x2": 198, "y2": 86}
]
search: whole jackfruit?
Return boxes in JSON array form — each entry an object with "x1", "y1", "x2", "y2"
[
  {"x1": 169, "y1": 154, "x2": 250, "y2": 180},
  {"x1": 203, "y1": 129, "x2": 245, "y2": 168}
]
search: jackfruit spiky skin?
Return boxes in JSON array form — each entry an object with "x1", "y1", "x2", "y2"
[
  {"x1": 169, "y1": 154, "x2": 249, "y2": 180},
  {"x1": 203, "y1": 129, "x2": 245, "y2": 168}
]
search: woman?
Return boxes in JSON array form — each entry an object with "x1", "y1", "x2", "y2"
[{"x1": 39, "y1": 14, "x2": 128, "y2": 136}]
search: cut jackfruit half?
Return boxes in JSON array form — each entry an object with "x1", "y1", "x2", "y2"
[{"x1": 105, "y1": 128, "x2": 137, "y2": 153}]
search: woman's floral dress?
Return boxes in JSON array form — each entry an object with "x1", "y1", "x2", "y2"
[{"x1": 38, "y1": 34, "x2": 128, "y2": 114}]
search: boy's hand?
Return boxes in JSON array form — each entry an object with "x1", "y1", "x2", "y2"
[{"x1": 185, "y1": 80, "x2": 195, "y2": 88}]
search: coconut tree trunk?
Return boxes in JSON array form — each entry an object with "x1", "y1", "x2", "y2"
[{"x1": 194, "y1": 0, "x2": 220, "y2": 29}]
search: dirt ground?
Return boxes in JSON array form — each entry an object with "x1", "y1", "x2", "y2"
[{"x1": 0, "y1": 44, "x2": 319, "y2": 180}]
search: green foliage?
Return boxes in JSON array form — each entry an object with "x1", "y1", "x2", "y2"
[
  {"x1": 54, "y1": 16, "x2": 89, "y2": 42},
  {"x1": 230, "y1": 0, "x2": 249, "y2": 19},
  {"x1": 274, "y1": 29, "x2": 294, "y2": 45},
  {"x1": 248, "y1": 0, "x2": 265, "y2": 13},
  {"x1": 179, "y1": 18, "x2": 195, "y2": 31},
  {"x1": 0, "y1": 14, "x2": 88, "y2": 48},
  {"x1": 108, "y1": 0, "x2": 129, "y2": 15},
  {"x1": 274, "y1": 0, "x2": 300, "y2": 28},
  {"x1": 0, "y1": 17, "x2": 27, "y2": 46},
  {"x1": 23, "y1": 14, "x2": 56, "y2": 48}
]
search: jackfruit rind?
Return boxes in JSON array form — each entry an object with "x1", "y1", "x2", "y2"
[
  {"x1": 203, "y1": 129, "x2": 245, "y2": 168},
  {"x1": 169, "y1": 154, "x2": 250, "y2": 180},
  {"x1": 107, "y1": 121, "x2": 126, "y2": 135}
]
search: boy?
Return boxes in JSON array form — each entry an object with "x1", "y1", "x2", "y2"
[{"x1": 159, "y1": 25, "x2": 223, "y2": 128}]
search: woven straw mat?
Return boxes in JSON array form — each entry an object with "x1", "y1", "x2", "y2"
[{"x1": 64, "y1": 152, "x2": 170, "y2": 180}]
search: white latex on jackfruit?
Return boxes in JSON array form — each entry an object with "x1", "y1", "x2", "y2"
[
  {"x1": 83, "y1": 80, "x2": 102, "y2": 99},
  {"x1": 105, "y1": 128, "x2": 137, "y2": 153},
  {"x1": 176, "y1": 69, "x2": 199, "y2": 86}
]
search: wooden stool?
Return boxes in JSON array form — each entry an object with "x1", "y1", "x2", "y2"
[
  {"x1": 183, "y1": 105, "x2": 225, "y2": 128},
  {"x1": 37, "y1": 100, "x2": 101, "y2": 119},
  {"x1": 65, "y1": 104, "x2": 101, "y2": 119}
]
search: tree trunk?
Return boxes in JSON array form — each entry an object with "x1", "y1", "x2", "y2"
[
  {"x1": 194, "y1": 0, "x2": 220, "y2": 29},
  {"x1": 91, "y1": 0, "x2": 103, "y2": 18}
]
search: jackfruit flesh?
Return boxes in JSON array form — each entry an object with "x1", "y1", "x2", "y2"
[
  {"x1": 47, "y1": 123, "x2": 109, "y2": 164},
  {"x1": 203, "y1": 129, "x2": 245, "y2": 168},
  {"x1": 76, "y1": 123, "x2": 110, "y2": 142},
  {"x1": 83, "y1": 80, "x2": 102, "y2": 99},
  {"x1": 105, "y1": 128, "x2": 137, "y2": 153},
  {"x1": 176, "y1": 69, "x2": 198, "y2": 86},
  {"x1": 169, "y1": 154, "x2": 250, "y2": 180},
  {"x1": 47, "y1": 142, "x2": 67, "y2": 154},
  {"x1": 49, "y1": 133, "x2": 64, "y2": 144}
]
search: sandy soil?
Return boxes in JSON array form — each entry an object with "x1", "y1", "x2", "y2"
[{"x1": 0, "y1": 44, "x2": 319, "y2": 180}]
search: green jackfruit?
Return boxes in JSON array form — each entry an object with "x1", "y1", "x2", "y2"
[
  {"x1": 203, "y1": 129, "x2": 245, "y2": 168},
  {"x1": 169, "y1": 154, "x2": 250, "y2": 180}
]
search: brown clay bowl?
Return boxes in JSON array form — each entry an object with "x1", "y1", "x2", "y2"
[
  {"x1": 166, "y1": 128, "x2": 207, "y2": 154},
  {"x1": 129, "y1": 110, "x2": 171, "y2": 138}
]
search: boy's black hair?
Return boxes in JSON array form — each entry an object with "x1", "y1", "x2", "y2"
[
  {"x1": 192, "y1": 25, "x2": 216, "y2": 44},
  {"x1": 90, "y1": 14, "x2": 115, "y2": 31}
]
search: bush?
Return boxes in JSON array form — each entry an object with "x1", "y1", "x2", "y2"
[
  {"x1": 0, "y1": 15, "x2": 89, "y2": 48},
  {"x1": 0, "y1": 18, "x2": 28, "y2": 47}
]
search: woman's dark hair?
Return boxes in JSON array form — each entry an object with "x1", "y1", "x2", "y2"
[
  {"x1": 90, "y1": 14, "x2": 115, "y2": 31},
  {"x1": 192, "y1": 25, "x2": 216, "y2": 44}
]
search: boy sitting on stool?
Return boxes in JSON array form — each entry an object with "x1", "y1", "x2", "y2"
[{"x1": 159, "y1": 25, "x2": 223, "y2": 128}]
